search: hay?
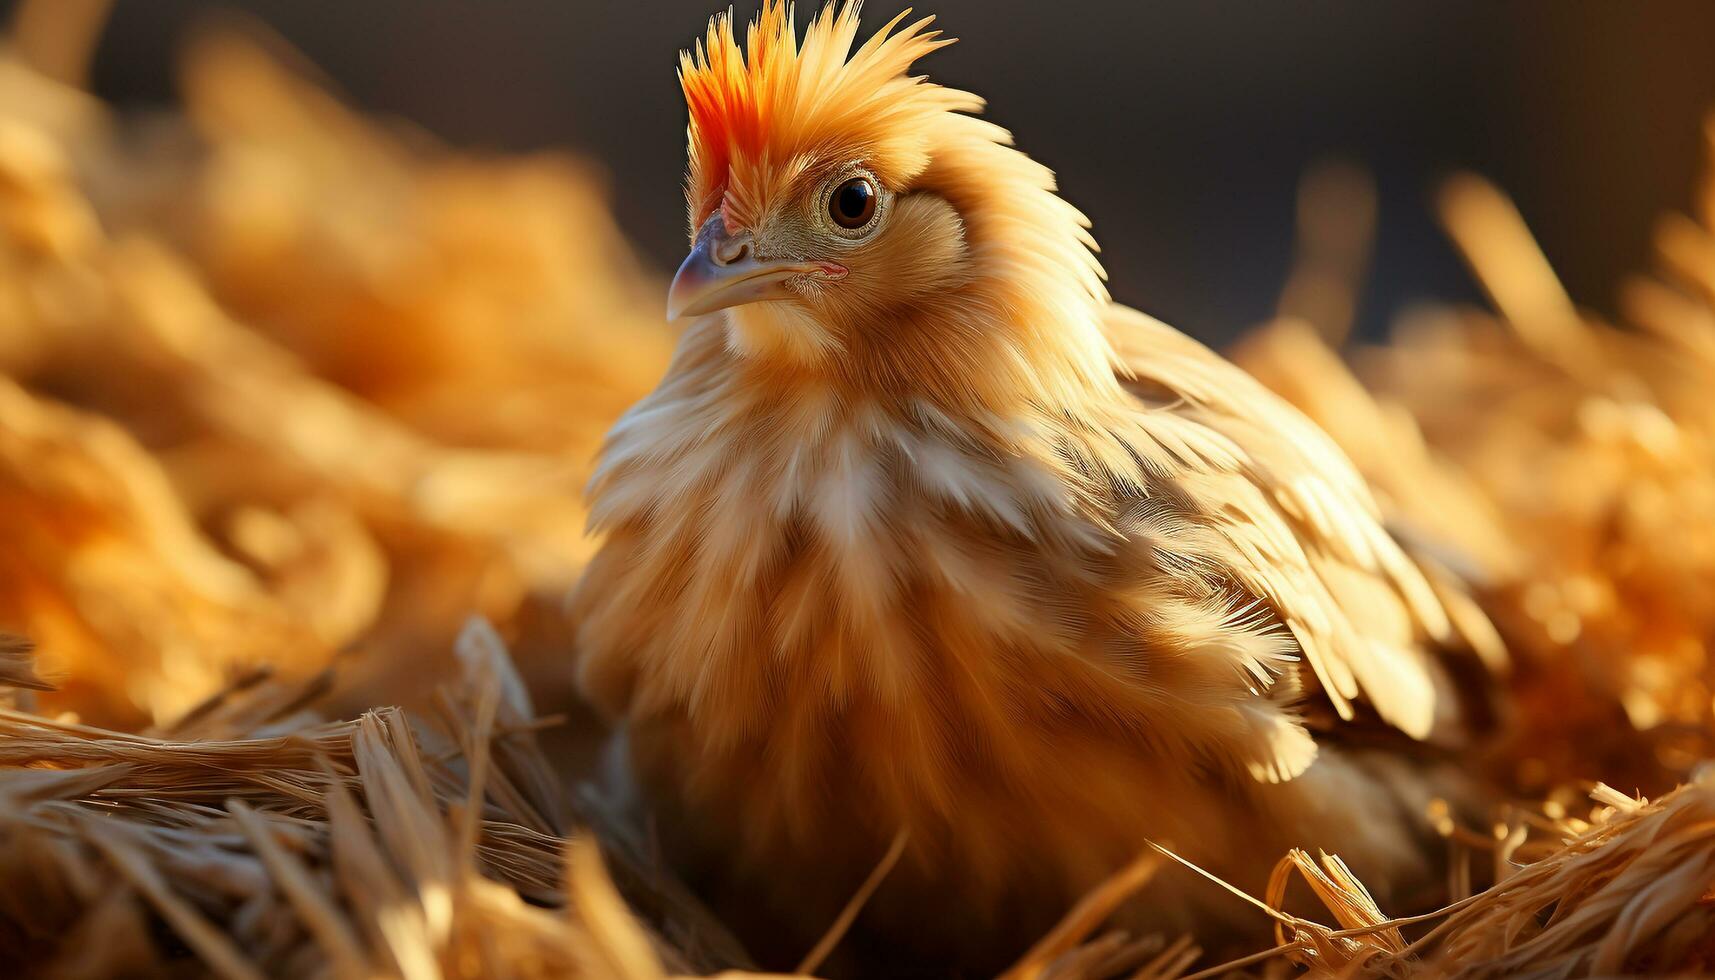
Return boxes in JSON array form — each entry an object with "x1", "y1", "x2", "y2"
[
  {"x1": 1236, "y1": 144, "x2": 1715, "y2": 797},
  {"x1": 1257, "y1": 776, "x2": 1715, "y2": 978},
  {"x1": 1221, "y1": 133, "x2": 1715, "y2": 980},
  {"x1": 2, "y1": 3, "x2": 1715, "y2": 976},
  {"x1": 0, "y1": 15, "x2": 675, "y2": 728},
  {"x1": 0, "y1": 618, "x2": 707, "y2": 979},
  {"x1": 0, "y1": 9, "x2": 731, "y2": 976}
]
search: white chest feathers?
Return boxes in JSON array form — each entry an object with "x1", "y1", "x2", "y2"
[{"x1": 580, "y1": 386, "x2": 1114, "y2": 717}]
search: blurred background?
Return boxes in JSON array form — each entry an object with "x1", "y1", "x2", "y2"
[{"x1": 31, "y1": 0, "x2": 1715, "y2": 344}]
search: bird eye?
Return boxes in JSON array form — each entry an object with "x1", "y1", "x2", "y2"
[{"x1": 828, "y1": 176, "x2": 877, "y2": 230}]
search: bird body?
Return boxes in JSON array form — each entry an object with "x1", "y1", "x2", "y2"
[{"x1": 572, "y1": 3, "x2": 1491, "y2": 969}]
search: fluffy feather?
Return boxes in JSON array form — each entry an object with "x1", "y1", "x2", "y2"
[{"x1": 574, "y1": 3, "x2": 1496, "y2": 970}]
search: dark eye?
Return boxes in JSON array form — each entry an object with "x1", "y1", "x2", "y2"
[{"x1": 829, "y1": 176, "x2": 877, "y2": 229}]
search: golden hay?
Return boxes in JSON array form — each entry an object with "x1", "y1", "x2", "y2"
[
  {"x1": 1236, "y1": 145, "x2": 1715, "y2": 797},
  {"x1": 160, "y1": 31, "x2": 674, "y2": 458},
  {"x1": 1203, "y1": 776, "x2": 1715, "y2": 977},
  {"x1": 0, "y1": 23, "x2": 676, "y2": 727},
  {"x1": 0, "y1": 619, "x2": 707, "y2": 979},
  {"x1": 1222, "y1": 146, "x2": 1715, "y2": 974},
  {"x1": 1, "y1": 4, "x2": 1715, "y2": 977},
  {"x1": 0, "y1": 15, "x2": 745, "y2": 978}
]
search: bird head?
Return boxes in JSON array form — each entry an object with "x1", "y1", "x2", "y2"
[{"x1": 669, "y1": 2, "x2": 1111, "y2": 394}]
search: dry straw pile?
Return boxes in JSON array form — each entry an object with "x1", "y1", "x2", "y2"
[
  {"x1": 3, "y1": 3, "x2": 1715, "y2": 977},
  {"x1": 1238, "y1": 145, "x2": 1715, "y2": 799},
  {"x1": 0, "y1": 621, "x2": 659, "y2": 979}
]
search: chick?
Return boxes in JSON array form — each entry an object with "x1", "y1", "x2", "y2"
[{"x1": 572, "y1": 3, "x2": 1493, "y2": 970}]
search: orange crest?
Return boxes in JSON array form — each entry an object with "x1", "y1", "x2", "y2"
[{"x1": 677, "y1": 2, "x2": 972, "y2": 233}]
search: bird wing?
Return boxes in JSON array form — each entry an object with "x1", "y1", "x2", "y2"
[{"x1": 1102, "y1": 304, "x2": 1468, "y2": 752}]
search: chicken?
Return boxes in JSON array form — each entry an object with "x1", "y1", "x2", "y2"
[{"x1": 571, "y1": 3, "x2": 1497, "y2": 971}]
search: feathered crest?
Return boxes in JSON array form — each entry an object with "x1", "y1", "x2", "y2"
[{"x1": 677, "y1": 2, "x2": 973, "y2": 231}]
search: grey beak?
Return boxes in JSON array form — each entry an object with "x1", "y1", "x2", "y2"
[{"x1": 667, "y1": 213, "x2": 836, "y2": 321}]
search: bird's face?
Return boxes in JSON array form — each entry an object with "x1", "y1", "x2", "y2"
[
  {"x1": 665, "y1": 4, "x2": 983, "y2": 360},
  {"x1": 667, "y1": 152, "x2": 970, "y2": 334},
  {"x1": 666, "y1": 2, "x2": 1104, "y2": 381}
]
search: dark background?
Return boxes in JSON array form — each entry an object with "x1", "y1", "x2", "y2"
[{"x1": 43, "y1": 1, "x2": 1715, "y2": 345}]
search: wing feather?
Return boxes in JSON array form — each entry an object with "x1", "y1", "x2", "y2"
[{"x1": 1103, "y1": 304, "x2": 1458, "y2": 741}]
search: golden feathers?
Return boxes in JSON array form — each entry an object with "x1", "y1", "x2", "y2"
[
  {"x1": 576, "y1": 3, "x2": 1498, "y2": 966},
  {"x1": 679, "y1": 2, "x2": 961, "y2": 232}
]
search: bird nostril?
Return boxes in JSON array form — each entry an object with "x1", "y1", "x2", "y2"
[{"x1": 713, "y1": 236, "x2": 752, "y2": 267}]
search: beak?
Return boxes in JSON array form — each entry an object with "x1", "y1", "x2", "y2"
[{"x1": 666, "y1": 213, "x2": 843, "y2": 321}]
